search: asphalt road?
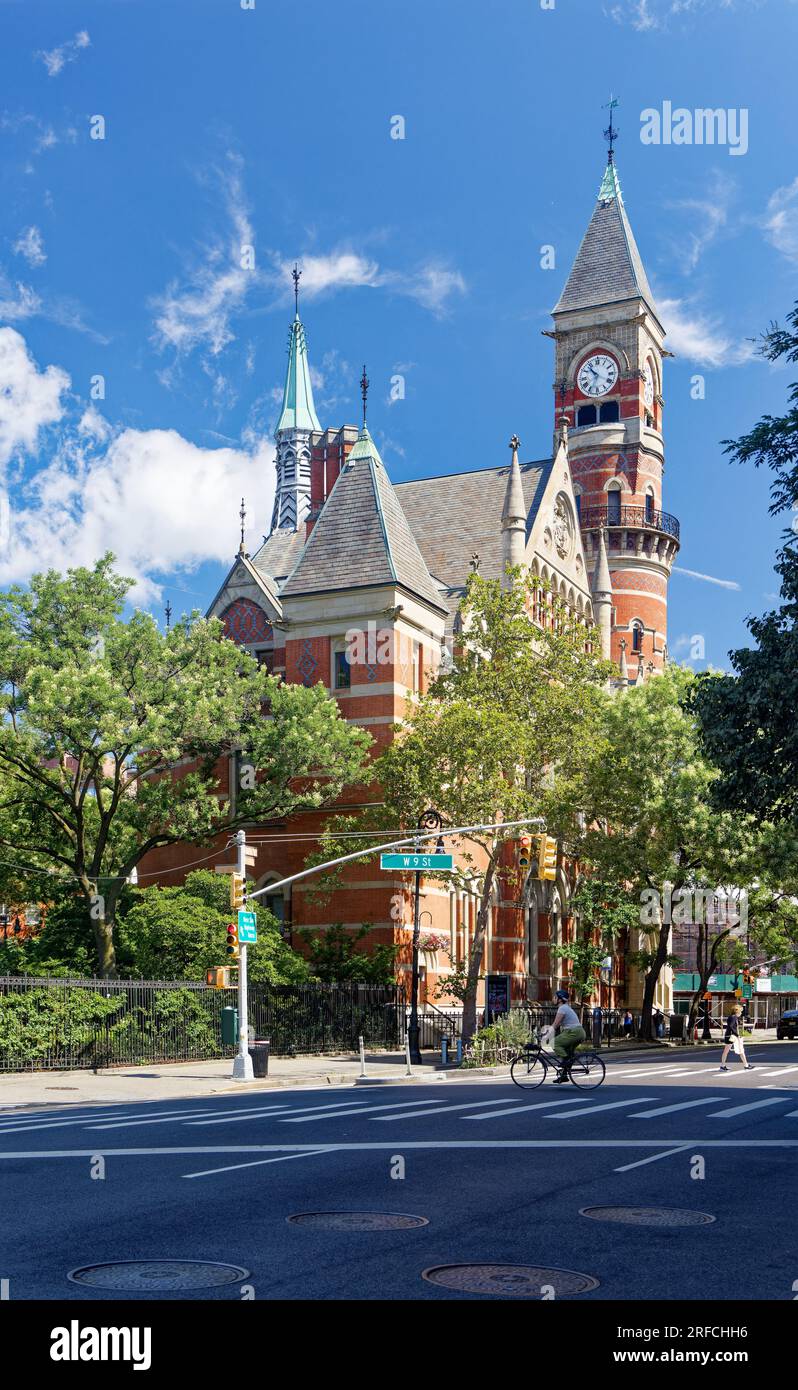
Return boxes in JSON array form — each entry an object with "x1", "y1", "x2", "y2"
[{"x1": 2, "y1": 1043, "x2": 797, "y2": 1302}]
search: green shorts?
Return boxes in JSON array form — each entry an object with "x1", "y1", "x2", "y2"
[{"x1": 553, "y1": 1025, "x2": 586, "y2": 1060}]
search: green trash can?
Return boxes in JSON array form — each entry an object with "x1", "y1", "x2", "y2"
[
  {"x1": 249, "y1": 1039, "x2": 270, "y2": 1077},
  {"x1": 221, "y1": 1006, "x2": 238, "y2": 1046}
]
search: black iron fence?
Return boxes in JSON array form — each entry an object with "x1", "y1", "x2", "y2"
[{"x1": 0, "y1": 977, "x2": 405, "y2": 1072}]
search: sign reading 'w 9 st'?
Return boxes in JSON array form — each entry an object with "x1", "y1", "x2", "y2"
[{"x1": 380, "y1": 853, "x2": 453, "y2": 871}]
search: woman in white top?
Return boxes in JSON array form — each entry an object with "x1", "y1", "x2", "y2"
[{"x1": 551, "y1": 989, "x2": 586, "y2": 1082}]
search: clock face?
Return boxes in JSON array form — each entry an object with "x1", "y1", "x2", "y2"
[
  {"x1": 643, "y1": 361, "x2": 655, "y2": 408},
  {"x1": 577, "y1": 353, "x2": 619, "y2": 398}
]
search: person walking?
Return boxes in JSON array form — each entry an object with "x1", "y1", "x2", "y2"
[
  {"x1": 720, "y1": 1003, "x2": 755, "y2": 1071},
  {"x1": 551, "y1": 989, "x2": 586, "y2": 1083},
  {"x1": 622, "y1": 1008, "x2": 633, "y2": 1039}
]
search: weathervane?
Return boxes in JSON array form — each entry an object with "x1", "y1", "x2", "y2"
[
  {"x1": 292, "y1": 263, "x2": 301, "y2": 315},
  {"x1": 239, "y1": 497, "x2": 247, "y2": 555},
  {"x1": 603, "y1": 93, "x2": 620, "y2": 163},
  {"x1": 360, "y1": 364, "x2": 369, "y2": 426},
  {"x1": 165, "y1": 599, "x2": 172, "y2": 631}
]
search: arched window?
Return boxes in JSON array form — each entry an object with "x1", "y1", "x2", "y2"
[
  {"x1": 606, "y1": 485, "x2": 622, "y2": 525},
  {"x1": 645, "y1": 491, "x2": 655, "y2": 522},
  {"x1": 599, "y1": 400, "x2": 620, "y2": 424},
  {"x1": 574, "y1": 489, "x2": 582, "y2": 523},
  {"x1": 632, "y1": 621, "x2": 643, "y2": 653},
  {"x1": 576, "y1": 404, "x2": 597, "y2": 428}
]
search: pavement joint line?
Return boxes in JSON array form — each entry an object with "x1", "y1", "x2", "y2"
[
  {"x1": 4, "y1": 1139, "x2": 798, "y2": 1160},
  {"x1": 183, "y1": 1148, "x2": 337, "y2": 1179},
  {"x1": 614, "y1": 1145, "x2": 692, "y2": 1172}
]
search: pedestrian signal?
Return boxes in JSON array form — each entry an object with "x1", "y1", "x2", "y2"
[
  {"x1": 225, "y1": 923, "x2": 240, "y2": 961},
  {"x1": 206, "y1": 967, "x2": 229, "y2": 988},
  {"x1": 229, "y1": 873, "x2": 246, "y2": 910},
  {"x1": 518, "y1": 835, "x2": 532, "y2": 870},
  {"x1": 537, "y1": 834, "x2": 558, "y2": 882}
]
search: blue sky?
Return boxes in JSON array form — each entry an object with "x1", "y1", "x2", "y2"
[{"x1": 1, "y1": 0, "x2": 796, "y2": 671}]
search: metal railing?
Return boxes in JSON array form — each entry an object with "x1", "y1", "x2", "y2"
[
  {"x1": 0, "y1": 976, "x2": 405, "y2": 1072},
  {"x1": 580, "y1": 503, "x2": 680, "y2": 542}
]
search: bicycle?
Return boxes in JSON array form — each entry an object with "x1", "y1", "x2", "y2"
[{"x1": 509, "y1": 1029, "x2": 606, "y2": 1091}]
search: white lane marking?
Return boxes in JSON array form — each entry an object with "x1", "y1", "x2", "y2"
[
  {"x1": 0, "y1": 1108, "x2": 185, "y2": 1136},
  {"x1": 0, "y1": 1107, "x2": 130, "y2": 1126},
  {"x1": 3, "y1": 1139, "x2": 798, "y2": 1161},
  {"x1": 630, "y1": 1096, "x2": 728, "y2": 1119},
  {"x1": 614, "y1": 1146, "x2": 692, "y2": 1172},
  {"x1": 84, "y1": 1108, "x2": 268, "y2": 1130},
  {"x1": 709, "y1": 1097, "x2": 790, "y2": 1118},
  {"x1": 464, "y1": 1096, "x2": 591, "y2": 1120},
  {"x1": 758, "y1": 1065, "x2": 798, "y2": 1077},
  {"x1": 186, "y1": 1101, "x2": 373, "y2": 1127},
  {"x1": 604, "y1": 1067, "x2": 698, "y2": 1079},
  {"x1": 183, "y1": 1149, "x2": 336, "y2": 1179},
  {"x1": 546, "y1": 1097, "x2": 656, "y2": 1120},
  {"x1": 371, "y1": 1099, "x2": 522, "y2": 1123},
  {"x1": 285, "y1": 1098, "x2": 460, "y2": 1125}
]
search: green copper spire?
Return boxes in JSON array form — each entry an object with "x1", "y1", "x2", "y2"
[
  {"x1": 276, "y1": 267, "x2": 321, "y2": 435},
  {"x1": 597, "y1": 159, "x2": 621, "y2": 205}
]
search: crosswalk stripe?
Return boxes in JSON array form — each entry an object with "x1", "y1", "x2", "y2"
[
  {"x1": 464, "y1": 1097, "x2": 591, "y2": 1120},
  {"x1": 188, "y1": 1100, "x2": 375, "y2": 1127},
  {"x1": 0, "y1": 1108, "x2": 178, "y2": 1136},
  {"x1": 709, "y1": 1098, "x2": 789, "y2": 1118},
  {"x1": 758, "y1": 1065, "x2": 798, "y2": 1077},
  {"x1": 85, "y1": 1107, "x2": 267, "y2": 1130},
  {"x1": 630, "y1": 1096, "x2": 728, "y2": 1118},
  {"x1": 545, "y1": 1096, "x2": 656, "y2": 1120},
  {"x1": 371, "y1": 1099, "x2": 517, "y2": 1123},
  {"x1": 282, "y1": 1098, "x2": 454, "y2": 1125}
]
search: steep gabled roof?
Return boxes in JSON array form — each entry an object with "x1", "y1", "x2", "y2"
[
  {"x1": 553, "y1": 160, "x2": 659, "y2": 323},
  {"x1": 280, "y1": 427, "x2": 447, "y2": 613}
]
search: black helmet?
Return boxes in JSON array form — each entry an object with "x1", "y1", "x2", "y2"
[{"x1": 555, "y1": 989, "x2": 569, "y2": 1001}]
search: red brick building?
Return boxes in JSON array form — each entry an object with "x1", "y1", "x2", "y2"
[{"x1": 143, "y1": 152, "x2": 679, "y2": 1016}]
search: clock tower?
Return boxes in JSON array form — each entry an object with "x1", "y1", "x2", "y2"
[{"x1": 549, "y1": 149, "x2": 679, "y2": 677}]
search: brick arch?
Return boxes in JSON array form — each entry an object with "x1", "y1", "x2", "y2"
[{"x1": 221, "y1": 598, "x2": 273, "y2": 646}]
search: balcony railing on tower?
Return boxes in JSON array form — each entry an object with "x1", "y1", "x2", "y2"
[{"x1": 579, "y1": 502, "x2": 680, "y2": 543}]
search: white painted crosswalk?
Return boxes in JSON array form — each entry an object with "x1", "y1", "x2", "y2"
[
  {"x1": 545, "y1": 1096, "x2": 656, "y2": 1120},
  {"x1": 629, "y1": 1096, "x2": 726, "y2": 1118}
]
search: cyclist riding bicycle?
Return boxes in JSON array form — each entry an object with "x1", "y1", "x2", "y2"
[{"x1": 551, "y1": 989, "x2": 586, "y2": 1083}]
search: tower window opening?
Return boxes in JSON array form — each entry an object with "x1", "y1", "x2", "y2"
[
  {"x1": 645, "y1": 493, "x2": 655, "y2": 522},
  {"x1": 576, "y1": 404, "x2": 597, "y2": 428},
  {"x1": 599, "y1": 400, "x2": 619, "y2": 424},
  {"x1": 632, "y1": 622, "x2": 643, "y2": 653},
  {"x1": 333, "y1": 649, "x2": 351, "y2": 690},
  {"x1": 607, "y1": 487, "x2": 621, "y2": 524}
]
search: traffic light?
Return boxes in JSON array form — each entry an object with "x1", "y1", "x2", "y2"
[
  {"x1": 206, "y1": 967, "x2": 229, "y2": 989},
  {"x1": 229, "y1": 873, "x2": 246, "y2": 910},
  {"x1": 225, "y1": 922, "x2": 240, "y2": 962},
  {"x1": 517, "y1": 835, "x2": 532, "y2": 870},
  {"x1": 537, "y1": 834, "x2": 558, "y2": 882}
]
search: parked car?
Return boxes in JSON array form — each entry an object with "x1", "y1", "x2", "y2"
[{"x1": 776, "y1": 1009, "x2": 798, "y2": 1041}]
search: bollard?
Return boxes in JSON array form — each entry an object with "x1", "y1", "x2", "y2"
[
  {"x1": 358, "y1": 1034, "x2": 366, "y2": 1078},
  {"x1": 456, "y1": 1038, "x2": 463, "y2": 1065},
  {"x1": 405, "y1": 1035, "x2": 413, "y2": 1076},
  {"x1": 441, "y1": 1037, "x2": 449, "y2": 1067}
]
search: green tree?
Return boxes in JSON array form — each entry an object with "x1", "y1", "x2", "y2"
[
  {"x1": 0, "y1": 556, "x2": 371, "y2": 977},
  {"x1": 377, "y1": 567, "x2": 610, "y2": 1041},
  {"x1": 691, "y1": 303, "x2": 798, "y2": 821},
  {"x1": 550, "y1": 665, "x2": 761, "y2": 1039},
  {"x1": 551, "y1": 876, "x2": 640, "y2": 1002},
  {"x1": 298, "y1": 925, "x2": 398, "y2": 984}
]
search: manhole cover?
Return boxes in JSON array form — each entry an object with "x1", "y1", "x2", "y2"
[
  {"x1": 67, "y1": 1260, "x2": 249, "y2": 1291},
  {"x1": 580, "y1": 1206, "x2": 716, "y2": 1228},
  {"x1": 421, "y1": 1264, "x2": 599, "y2": 1297},
  {"x1": 287, "y1": 1211, "x2": 428, "y2": 1231}
]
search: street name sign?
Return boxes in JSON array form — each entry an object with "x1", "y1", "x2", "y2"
[
  {"x1": 237, "y1": 910, "x2": 258, "y2": 943},
  {"x1": 380, "y1": 852, "x2": 453, "y2": 871}
]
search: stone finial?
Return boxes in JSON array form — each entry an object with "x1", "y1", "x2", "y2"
[
  {"x1": 558, "y1": 411, "x2": 569, "y2": 447},
  {"x1": 509, "y1": 434, "x2": 520, "y2": 456}
]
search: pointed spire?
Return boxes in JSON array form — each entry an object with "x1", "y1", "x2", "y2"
[
  {"x1": 618, "y1": 635, "x2": 628, "y2": 682},
  {"x1": 275, "y1": 266, "x2": 321, "y2": 435},
  {"x1": 591, "y1": 529, "x2": 613, "y2": 660},
  {"x1": 360, "y1": 364, "x2": 369, "y2": 428},
  {"x1": 593, "y1": 527, "x2": 612, "y2": 596},
  {"x1": 501, "y1": 434, "x2": 526, "y2": 585}
]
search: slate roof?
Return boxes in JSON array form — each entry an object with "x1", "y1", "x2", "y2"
[
  {"x1": 280, "y1": 427, "x2": 447, "y2": 612},
  {"x1": 394, "y1": 459, "x2": 552, "y2": 595},
  {"x1": 251, "y1": 527, "x2": 306, "y2": 584},
  {"x1": 553, "y1": 160, "x2": 659, "y2": 321}
]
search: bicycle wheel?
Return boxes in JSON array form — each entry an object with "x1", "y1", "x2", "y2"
[
  {"x1": 568, "y1": 1051, "x2": 606, "y2": 1090},
  {"x1": 510, "y1": 1049, "x2": 548, "y2": 1090}
]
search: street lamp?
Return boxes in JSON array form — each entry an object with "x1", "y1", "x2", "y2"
[{"x1": 408, "y1": 808, "x2": 444, "y2": 1066}]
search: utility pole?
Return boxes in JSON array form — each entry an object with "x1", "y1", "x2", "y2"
[
  {"x1": 232, "y1": 828, "x2": 254, "y2": 1081},
  {"x1": 408, "y1": 808, "x2": 444, "y2": 1066}
]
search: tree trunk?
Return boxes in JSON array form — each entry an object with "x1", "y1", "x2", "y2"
[
  {"x1": 88, "y1": 891, "x2": 118, "y2": 979},
  {"x1": 461, "y1": 863, "x2": 496, "y2": 1044},
  {"x1": 639, "y1": 920, "x2": 671, "y2": 1040}
]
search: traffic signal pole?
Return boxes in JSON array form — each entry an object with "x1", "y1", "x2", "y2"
[{"x1": 232, "y1": 828, "x2": 254, "y2": 1081}]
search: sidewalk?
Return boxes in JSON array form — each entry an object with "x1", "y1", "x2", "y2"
[{"x1": 0, "y1": 1051, "x2": 416, "y2": 1112}]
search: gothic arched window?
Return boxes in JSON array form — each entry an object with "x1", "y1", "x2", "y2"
[
  {"x1": 606, "y1": 485, "x2": 622, "y2": 525},
  {"x1": 632, "y1": 621, "x2": 643, "y2": 653}
]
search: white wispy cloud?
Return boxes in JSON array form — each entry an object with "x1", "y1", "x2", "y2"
[
  {"x1": 658, "y1": 296, "x2": 754, "y2": 367},
  {"x1": 13, "y1": 225, "x2": 46, "y2": 267},
  {"x1": 608, "y1": 0, "x2": 740, "y2": 30},
  {"x1": 673, "y1": 565, "x2": 741, "y2": 590},
  {"x1": 272, "y1": 250, "x2": 466, "y2": 317},
  {"x1": 668, "y1": 173, "x2": 734, "y2": 272},
  {"x1": 36, "y1": 30, "x2": 90, "y2": 78},
  {"x1": 0, "y1": 327, "x2": 275, "y2": 605},
  {"x1": 0, "y1": 327, "x2": 69, "y2": 468},
  {"x1": 762, "y1": 177, "x2": 798, "y2": 264}
]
